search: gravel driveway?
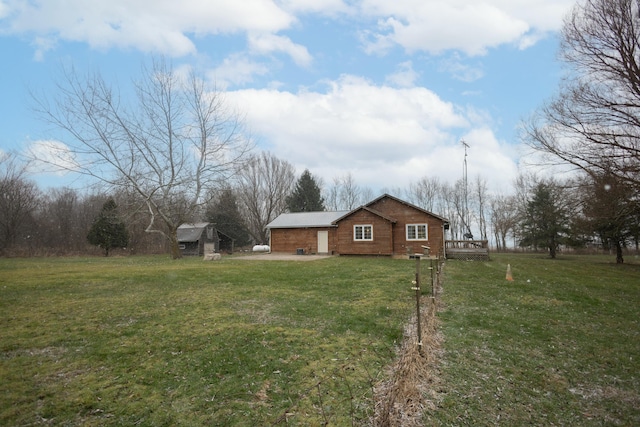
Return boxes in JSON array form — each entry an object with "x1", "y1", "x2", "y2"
[{"x1": 234, "y1": 253, "x2": 332, "y2": 261}]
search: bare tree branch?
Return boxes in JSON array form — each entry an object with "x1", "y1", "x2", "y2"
[{"x1": 31, "y1": 58, "x2": 253, "y2": 258}]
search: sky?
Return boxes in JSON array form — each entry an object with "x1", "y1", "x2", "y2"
[{"x1": 0, "y1": 0, "x2": 578, "y2": 196}]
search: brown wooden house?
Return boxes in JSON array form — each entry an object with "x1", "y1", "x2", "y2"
[{"x1": 266, "y1": 194, "x2": 449, "y2": 257}]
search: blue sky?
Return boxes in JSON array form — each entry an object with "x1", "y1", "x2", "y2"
[{"x1": 0, "y1": 0, "x2": 576, "y2": 194}]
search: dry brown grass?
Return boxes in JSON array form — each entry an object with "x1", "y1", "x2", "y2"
[{"x1": 373, "y1": 296, "x2": 442, "y2": 426}]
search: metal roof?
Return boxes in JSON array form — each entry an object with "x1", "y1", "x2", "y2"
[
  {"x1": 266, "y1": 211, "x2": 350, "y2": 229},
  {"x1": 177, "y1": 223, "x2": 210, "y2": 242}
]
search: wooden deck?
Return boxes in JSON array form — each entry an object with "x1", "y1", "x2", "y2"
[{"x1": 445, "y1": 240, "x2": 490, "y2": 261}]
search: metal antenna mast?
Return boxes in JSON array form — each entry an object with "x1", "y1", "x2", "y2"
[{"x1": 461, "y1": 139, "x2": 473, "y2": 239}]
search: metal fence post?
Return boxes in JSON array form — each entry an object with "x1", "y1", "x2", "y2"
[{"x1": 413, "y1": 255, "x2": 423, "y2": 355}]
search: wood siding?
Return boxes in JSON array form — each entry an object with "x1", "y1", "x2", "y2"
[
  {"x1": 269, "y1": 227, "x2": 337, "y2": 254},
  {"x1": 367, "y1": 197, "x2": 445, "y2": 257},
  {"x1": 267, "y1": 195, "x2": 447, "y2": 257},
  {"x1": 335, "y1": 210, "x2": 394, "y2": 255}
]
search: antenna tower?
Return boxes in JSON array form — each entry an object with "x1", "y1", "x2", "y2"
[{"x1": 460, "y1": 139, "x2": 473, "y2": 239}]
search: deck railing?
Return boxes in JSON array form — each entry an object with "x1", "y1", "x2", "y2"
[
  {"x1": 445, "y1": 240, "x2": 490, "y2": 260},
  {"x1": 446, "y1": 240, "x2": 489, "y2": 250}
]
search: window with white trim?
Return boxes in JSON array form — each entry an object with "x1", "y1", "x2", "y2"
[
  {"x1": 406, "y1": 224, "x2": 428, "y2": 241},
  {"x1": 354, "y1": 224, "x2": 373, "y2": 241}
]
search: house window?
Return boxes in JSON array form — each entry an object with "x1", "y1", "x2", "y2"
[
  {"x1": 354, "y1": 225, "x2": 373, "y2": 241},
  {"x1": 406, "y1": 224, "x2": 428, "y2": 241}
]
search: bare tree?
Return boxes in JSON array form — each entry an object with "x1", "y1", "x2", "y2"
[
  {"x1": 235, "y1": 152, "x2": 295, "y2": 244},
  {"x1": 489, "y1": 193, "x2": 519, "y2": 251},
  {"x1": 405, "y1": 176, "x2": 442, "y2": 212},
  {"x1": 438, "y1": 181, "x2": 462, "y2": 240},
  {"x1": 327, "y1": 173, "x2": 364, "y2": 210},
  {"x1": 36, "y1": 187, "x2": 81, "y2": 251},
  {"x1": 524, "y1": 0, "x2": 640, "y2": 190},
  {"x1": 578, "y1": 171, "x2": 639, "y2": 263},
  {"x1": 473, "y1": 175, "x2": 489, "y2": 240},
  {"x1": 0, "y1": 154, "x2": 40, "y2": 253},
  {"x1": 32, "y1": 59, "x2": 252, "y2": 258}
]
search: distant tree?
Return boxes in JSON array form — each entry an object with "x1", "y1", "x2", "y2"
[
  {"x1": 206, "y1": 187, "x2": 251, "y2": 247},
  {"x1": 326, "y1": 173, "x2": 365, "y2": 210},
  {"x1": 87, "y1": 198, "x2": 129, "y2": 256},
  {"x1": 235, "y1": 152, "x2": 295, "y2": 244},
  {"x1": 286, "y1": 169, "x2": 325, "y2": 212},
  {"x1": 579, "y1": 172, "x2": 639, "y2": 263},
  {"x1": 0, "y1": 154, "x2": 39, "y2": 253},
  {"x1": 473, "y1": 176, "x2": 489, "y2": 240},
  {"x1": 451, "y1": 179, "x2": 472, "y2": 239},
  {"x1": 32, "y1": 58, "x2": 252, "y2": 259},
  {"x1": 405, "y1": 176, "x2": 442, "y2": 212},
  {"x1": 518, "y1": 180, "x2": 570, "y2": 258},
  {"x1": 37, "y1": 187, "x2": 81, "y2": 251},
  {"x1": 489, "y1": 193, "x2": 519, "y2": 251}
]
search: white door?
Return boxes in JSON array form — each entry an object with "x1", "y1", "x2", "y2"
[{"x1": 317, "y1": 230, "x2": 329, "y2": 254}]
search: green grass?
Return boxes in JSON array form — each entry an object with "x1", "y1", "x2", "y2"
[
  {"x1": 0, "y1": 256, "x2": 415, "y2": 426},
  {"x1": 430, "y1": 253, "x2": 640, "y2": 426},
  {"x1": 2, "y1": 253, "x2": 639, "y2": 426}
]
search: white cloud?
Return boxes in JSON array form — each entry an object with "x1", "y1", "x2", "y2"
[
  {"x1": 225, "y1": 75, "x2": 523, "y2": 192},
  {"x1": 211, "y1": 54, "x2": 271, "y2": 88},
  {"x1": 26, "y1": 140, "x2": 79, "y2": 175},
  {"x1": 438, "y1": 53, "x2": 484, "y2": 82},
  {"x1": 460, "y1": 127, "x2": 519, "y2": 194},
  {"x1": 1, "y1": 0, "x2": 574, "y2": 61},
  {"x1": 1, "y1": 0, "x2": 295, "y2": 57},
  {"x1": 385, "y1": 61, "x2": 419, "y2": 88},
  {"x1": 248, "y1": 33, "x2": 313, "y2": 67},
  {"x1": 279, "y1": 0, "x2": 354, "y2": 15},
  {"x1": 359, "y1": 0, "x2": 574, "y2": 56},
  {"x1": 31, "y1": 36, "x2": 57, "y2": 62},
  {"x1": 0, "y1": 1, "x2": 9, "y2": 19}
]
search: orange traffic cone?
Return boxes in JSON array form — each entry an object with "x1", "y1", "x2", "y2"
[{"x1": 506, "y1": 264, "x2": 514, "y2": 281}]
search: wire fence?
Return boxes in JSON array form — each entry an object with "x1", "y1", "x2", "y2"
[{"x1": 270, "y1": 255, "x2": 446, "y2": 426}]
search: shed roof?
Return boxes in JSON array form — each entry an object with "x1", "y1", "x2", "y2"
[
  {"x1": 177, "y1": 222, "x2": 210, "y2": 242},
  {"x1": 266, "y1": 211, "x2": 350, "y2": 229}
]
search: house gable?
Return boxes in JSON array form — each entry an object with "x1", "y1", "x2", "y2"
[
  {"x1": 364, "y1": 194, "x2": 447, "y2": 256},
  {"x1": 333, "y1": 206, "x2": 396, "y2": 255}
]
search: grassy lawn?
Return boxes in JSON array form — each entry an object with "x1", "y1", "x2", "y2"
[
  {"x1": 0, "y1": 256, "x2": 415, "y2": 426},
  {"x1": 431, "y1": 253, "x2": 640, "y2": 426},
  {"x1": 2, "y1": 253, "x2": 639, "y2": 426}
]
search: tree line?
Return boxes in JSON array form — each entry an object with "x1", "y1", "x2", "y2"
[
  {"x1": 2, "y1": 150, "x2": 638, "y2": 262},
  {"x1": 1, "y1": 0, "x2": 638, "y2": 262}
]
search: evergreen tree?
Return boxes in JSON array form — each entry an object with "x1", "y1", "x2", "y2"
[
  {"x1": 87, "y1": 198, "x2": 129, "y2": 256},
  {"x1": 206, "y1": 188, "x2": 251, "y2": 246},
  {"x1": 286, "y1": 169, "x2": 325, "y2": 212},
  {"x1": 518, "y1": 181, "x2": 569, "y2": 259}
]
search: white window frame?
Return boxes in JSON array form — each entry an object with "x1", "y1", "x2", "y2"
[
  {"x1": 354, "y1": 224, "x2": 373, "y2": 241},
  {"x1": 406, "y1": 224, "x2": 428, "y2": 241}
]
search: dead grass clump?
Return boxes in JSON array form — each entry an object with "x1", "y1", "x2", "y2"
[{"x1": 373, "y1": 297, "x2": 442, "y2": 426}]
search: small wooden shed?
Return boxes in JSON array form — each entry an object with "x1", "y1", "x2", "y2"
[{"x1": 177, "y1": 222, "x2": 234, "y2": 256}]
